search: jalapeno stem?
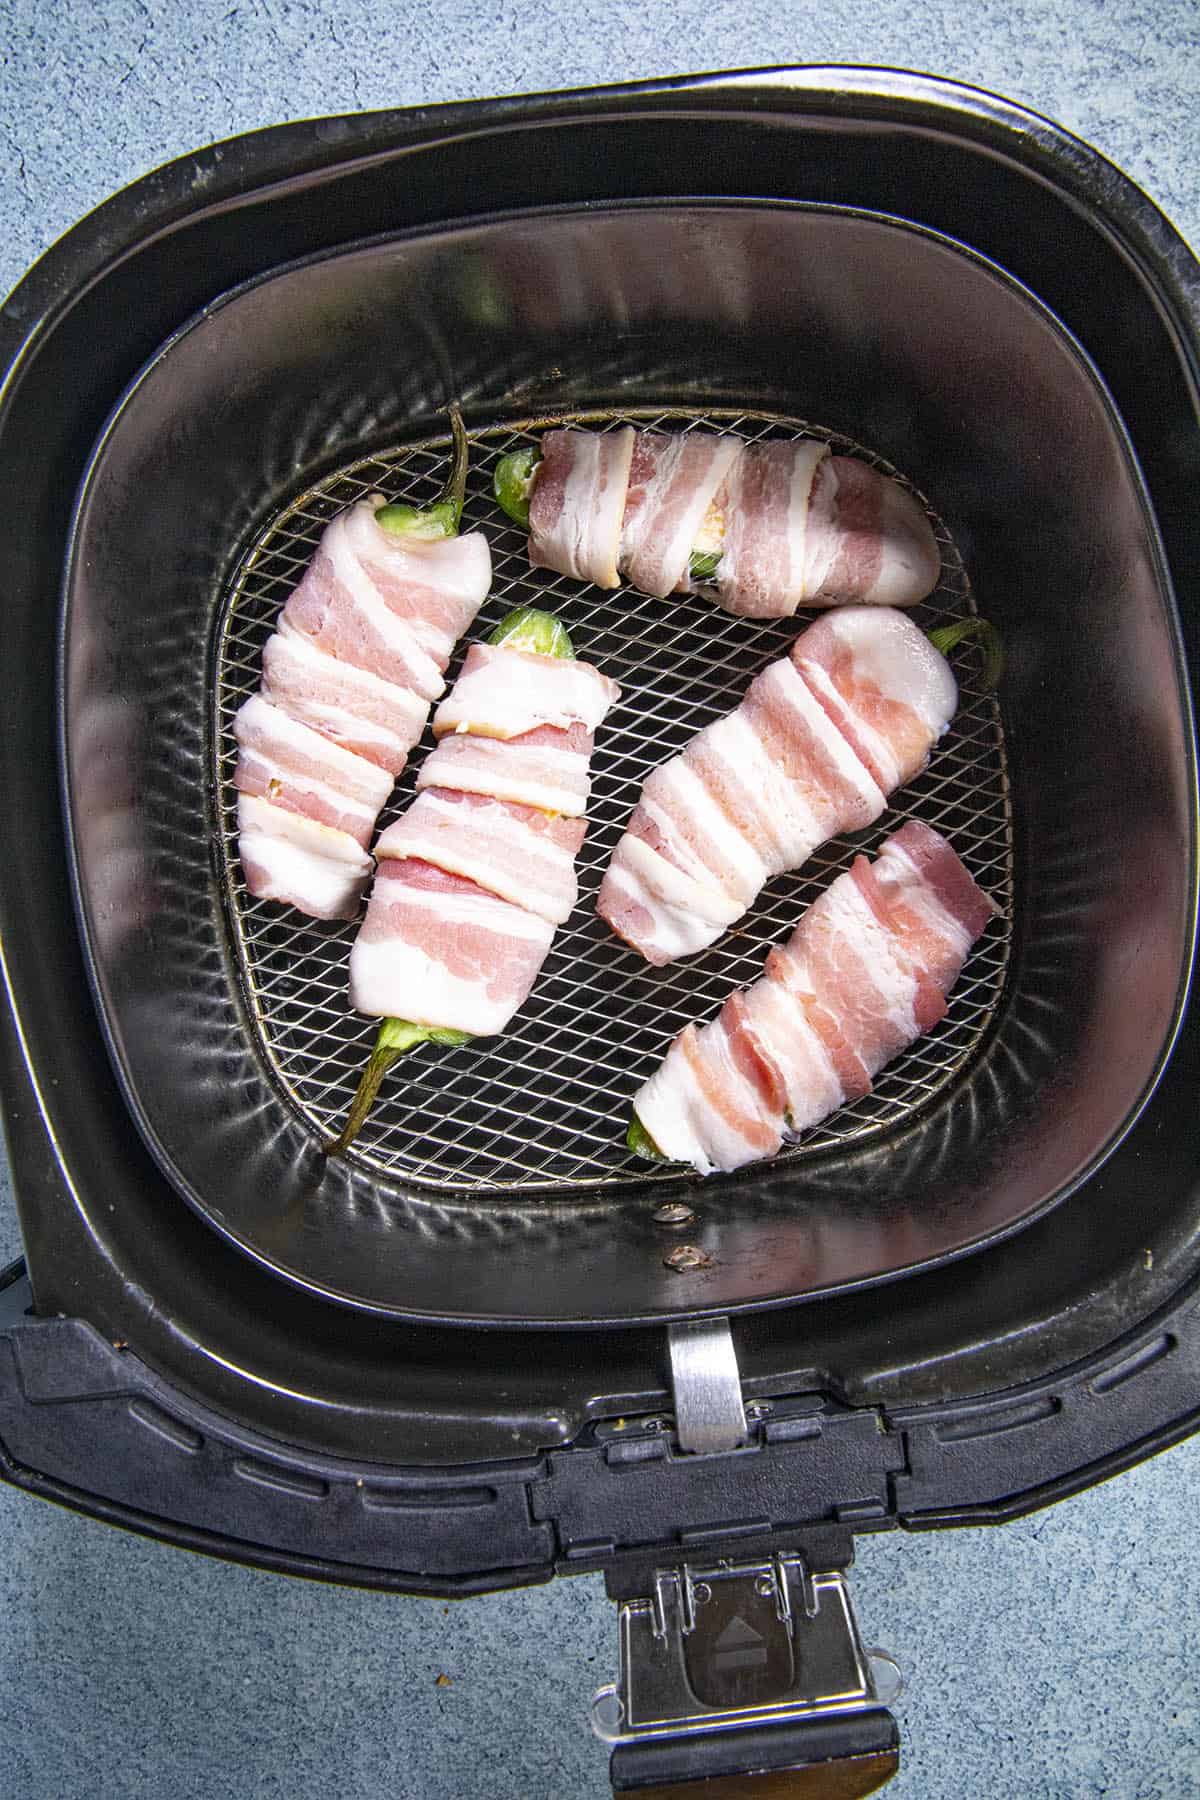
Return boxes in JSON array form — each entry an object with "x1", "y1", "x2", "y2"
[
  {"x1": 927, "y1": 616, "x2": 1004, "y2": 691},
  {"x1": 327, "y1": 1018, "x2": 472, "y2": 1156},
  {"x1": 440, "y1": 401, "x2": 469, "y2": 528},
  {"x1": 375, "y1": 402, "x2": 470, "y2": 541}
]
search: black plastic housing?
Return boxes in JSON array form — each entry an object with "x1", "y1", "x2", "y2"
[{"x1": 1, "y1": 73, "x2": 1199, "y2": 1572}]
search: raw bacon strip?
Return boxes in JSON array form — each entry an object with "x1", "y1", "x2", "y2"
[
  {"x1": 233, "y1": 694, "x2": 394, "y2": 848},
  {"x1": 635, "y1": 1021, "x2": 783, "y2": 1177},
  {"x1": 790, "y1": 607, "x2": 957, "y2": 792},
  {"x1": 432, "y1": 644, "x2": 620, "y2": 741},
  {"x1": 848, "y1": 858, "x2": 947, "y2": 1035},
  {"x1": 281, "y1": 505, "x2": 483, "y2": 700},
  {"x1": 776, "y1": 869, "x2": 925, "y2": 1086},
  {"x1": 598, "y1": 607, "x2": 954, "y2": 965},
  {"x1": 509, "y1": 428, "x2": 941, "y2": 614},
  {"x1": 727, "y1": 981, "x2": 845, "y2": 1134},
  {"x1": 600, "y1": 834, "x2": 745, "y2": 967},
  {"x1": 374, "y1": 787, "x2": 586, "y2": 925},
  {"x1": 853, "y1": 820, "x2": 998, "y2": 1028},
  {"x1": 702, "y1": 660, "x2": 886, "y2": 863},
  {"x1": 416, "y1": 723, "x2": 594, "y2": 817},
  {"x1": 262, "y1": 624, "x2": 428, "y2": 775},
  {"x1": 236, "y1": 795, "x2": 373, "y2": 921},
  {"x1": 619, "y1": 431, "x2": 741, "y2": 598},
  {"x1": 802, "y1": 457, "x2": 942, "y2": 611},
  {"x1": 876, "y1": 818, "x2": 999, "y2": 944},
  {"x1": 629, "y1": 825, "x2": 996, "y2": 1175},
  {"x1": 348, "y1": 858, "x2": 555, "y2": 1036},
  {"x1": 634, "y1": 758, "x2": 769, "y2": 908},
  {"x1": 713, "y1": 440, "x2": 830, "y2": 619},
  {"x1": 763, "y1": 940, "x2": 871, "y2": 1103},
  {"x1": 528, "y1": 427, "x2": 635, "y2": 587}
]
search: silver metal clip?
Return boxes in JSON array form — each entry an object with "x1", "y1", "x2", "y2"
[{"x1": 667, "y1": 1317, "x2": 747, "y2": 1454}]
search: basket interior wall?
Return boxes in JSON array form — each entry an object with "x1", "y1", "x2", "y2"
[{"x1": 60, "y1": 204, "x2": 1195, "y2": 1324}]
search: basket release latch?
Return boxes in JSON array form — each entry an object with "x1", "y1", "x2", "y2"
[{"x1": 593, "y1": 1554, "x2": 902, "y2": 1793}]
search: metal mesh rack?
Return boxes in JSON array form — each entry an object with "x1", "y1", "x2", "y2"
[{"x1": 214, "y1": 409, "x2": 1013, "y2": 1192}]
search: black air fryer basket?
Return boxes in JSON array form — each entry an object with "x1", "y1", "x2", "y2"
[{"x1": 2, "y1": 69, "x2": 1198, "y2": 1794}]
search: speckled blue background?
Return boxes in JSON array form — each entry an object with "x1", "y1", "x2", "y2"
[{"x1": 3, "y1": 3, "x2": 1200, "y2": 1796}]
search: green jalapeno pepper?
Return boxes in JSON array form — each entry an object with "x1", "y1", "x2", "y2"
[
  {"x1": 626, "y1": 1112, "x2": 667, "y2": 1161},
  {"x1": 488, "y1": 603, "x2": 575, "y2": 659},
  {"x1": 492, "y1": 445, "x2": 542, "y2": 529}
]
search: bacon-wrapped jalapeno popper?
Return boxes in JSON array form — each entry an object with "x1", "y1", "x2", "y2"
[
  {"x1": 234, "y1": 410, "x2": 492, "y2": 920},
  {"x1": 597, "y1": 606, "x2": 959, "y2": 965},
  {"x1": 494, "y1": 427, "x2": 941, "y2": 617},
  {"x1": 628, "y1": 821, "x2": 998, "y2": 1175},
  {"x1": 331, "y1": 607, "x2": 620, "y2": 1153}
]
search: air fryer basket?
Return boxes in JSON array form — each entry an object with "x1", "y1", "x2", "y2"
[
  {"x1": 0, "y1": 71, "x2": 1198, "y2": 1490},
  {"x1": 61, "y1": 202, "x2": 1193, "y2": 1324}
]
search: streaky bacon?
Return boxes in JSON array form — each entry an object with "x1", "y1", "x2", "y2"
[
  {"x1": 790, "y1": 606, "x2": 957, "y2": 792},
  {"x1": 778, "y1": 871, "x2": 923, "y2": 1082},
  {"x1": 520, "y1": 428, "x2": 940, "y2": 616},
  {"x1": 233, "y1": 694, "x2": 393, "y2": 847},
  {"x1": 432, "y1": 643, "x2": 619, "y2": 740},
  {"x1": 343, "y1": 503, "x2": 491, "y2": 667},
  {"x1": 733, "y1": 978, "x2": 845, "y2": 1134},
  {"x1": 282, "y1": 515, "x2": 444, "y2": 699},
  {"x1": 629, "y1": 825, "x2": 996, "y2": 1174},
  {"x1": 262, "y1": 626, "x2": 427, "y2": 774},
  {"x1": 719, "y1": 989, "x2": 790, "y2": 1115},
  {"x1": 635, "y1": 1021, "x2": 781, "y2": 1179},
  {"x1": 706, "y1": 439, "x2": 829, "y2": 618},
  {"x1": 877, "y1": 819, "x2": 1000, "y2": 943},
  {"x1": 417, "y1": 721, "x2": 595, "y2": 817},
  {"x1": 349, "y1": 858, "x2": 555, "y2": 1036},
  {"x1": 765, "y1": 942, "x2": 875, "y2": 1102},
  {"x1": 599, "y1": 832, "x2": 743, "y2": 966},
  {"x1": 236, "y1": 795, "x2": 372, "y2": 920},
  {"x1": 528, "y1": 428, "x2": 635, "y2": 588},
  {"x1": 237, "y1": 499, "x2": 491, "y2": 919},
  {"x1": 634, "y1": 757, "x2": 768, "y2": 906},
  {"x1": 374, "y1": 786, "x2": 586, "y2": 924},
  {"x1": 849, "y1": 857, "x2": 947, "y2": 1034},
  {"x1": 599, "y1": 656, "x2": 885, "y2": 960},
  {"x1": 619, "y1": 431, "x2": 740, "y2": 598},
  {"x1": 803, "y1": 457, "x2": 941, "y2": 610}
]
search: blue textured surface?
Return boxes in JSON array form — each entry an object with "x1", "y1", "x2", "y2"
[{"x1": 3, "y1": 2, "x2": 1200, "y2": 1795}]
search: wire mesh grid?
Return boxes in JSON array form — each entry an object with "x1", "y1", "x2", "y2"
[{"x1": 214, "y1": 408, "x2": 1013, "y2": 1193}]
